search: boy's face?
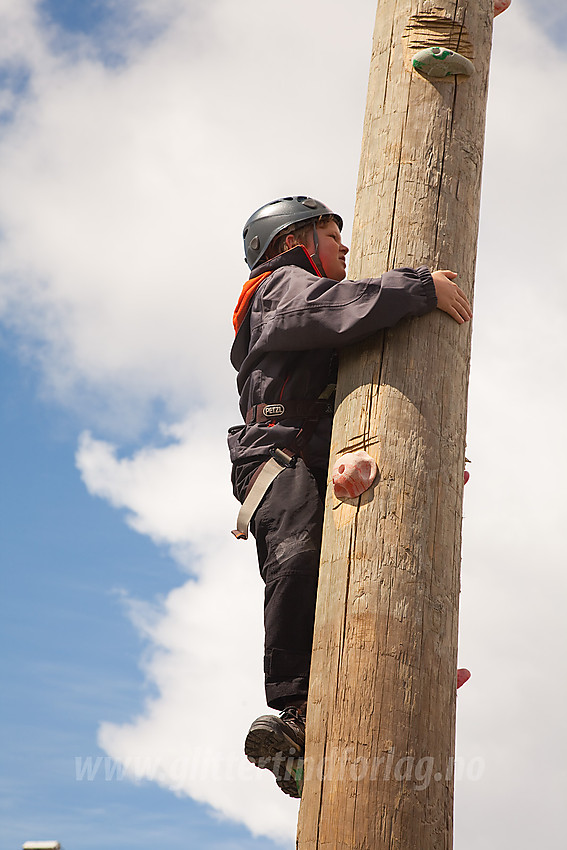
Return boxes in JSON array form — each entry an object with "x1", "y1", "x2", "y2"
[
  {"x1": 314, "y1": 220, "x2": 349, "y2": 281},
  {"x1": 289, "y1": 220, "x2": 349, "y2": 281}
]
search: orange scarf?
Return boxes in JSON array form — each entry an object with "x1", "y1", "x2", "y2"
[{"x1": 232, "y1": 272, "x2": 271, "y2": 334}]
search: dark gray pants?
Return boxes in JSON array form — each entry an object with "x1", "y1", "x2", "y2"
[{"x1": 233, "y1": 458, "x2": 326, "y2": 710}]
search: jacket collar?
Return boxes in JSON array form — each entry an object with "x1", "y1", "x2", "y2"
[
  {"x1": 249, "y1": 245, "x2": 322, "y2": 279},
  {"x1": 231, "y1": 245, "x2": 323, "y2": 354}
]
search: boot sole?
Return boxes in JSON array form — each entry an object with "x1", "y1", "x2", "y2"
[{"x1": 244, "y1": 716, "x2": 304, "y2": 798}]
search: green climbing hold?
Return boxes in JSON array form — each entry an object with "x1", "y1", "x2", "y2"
[
  {"x1": 412, "y1": 46, "x2": 475, "y2": 79},
  {"x1": 294, "y1": 760, "x2": 304, "y2": 797}
]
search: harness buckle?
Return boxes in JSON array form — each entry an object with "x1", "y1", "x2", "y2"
[{"x1": 269, "y1": 447, "x2": 297, "y2": 468}]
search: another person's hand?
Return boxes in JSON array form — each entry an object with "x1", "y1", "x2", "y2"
[{"x1": 432, "y1": 270, "x2": 472, "y2": 324}]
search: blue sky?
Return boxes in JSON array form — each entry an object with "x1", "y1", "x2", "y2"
[
  {"x1": 40, "y1": 0, "x2": 110, "y2": 32},
  {"x1": 1, "y1": 1, "x2": 566, "y2": 849},
  {"x1": 0, "y1": 4, "x2": 292, "y2": 847},
  {"x1": 0, "y1": 341, "x2": 272, "y2": 849}
]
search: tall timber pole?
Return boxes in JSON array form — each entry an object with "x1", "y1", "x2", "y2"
[{"x1": 297, "y1": 1, "x2": 496, "y2": 847}]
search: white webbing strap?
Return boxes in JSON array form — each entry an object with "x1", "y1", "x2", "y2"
[{"x1": 232, "y1": 455, "x2": 290, "y2": 540}]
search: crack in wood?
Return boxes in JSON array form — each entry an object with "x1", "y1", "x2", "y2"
[{"x1": 402, "y1": 13, "x2": 474, "y2": 61}]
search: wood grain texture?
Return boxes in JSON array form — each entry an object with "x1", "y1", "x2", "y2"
[{"x1": 297, "y1": 1, "x2": 493, "y2": 847}]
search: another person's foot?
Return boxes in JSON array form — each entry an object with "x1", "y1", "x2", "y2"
[{"x1": 244, "y1": 705, "x2": 306, "y2": 798}]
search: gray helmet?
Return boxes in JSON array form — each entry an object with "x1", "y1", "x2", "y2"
[{"x1": 243, "y1": 195, "x2": 343, "y2": 270}]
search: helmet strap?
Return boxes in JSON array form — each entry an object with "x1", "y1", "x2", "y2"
[{"x1": 309, "y1": 221, "x2": 325, "y2": 276}]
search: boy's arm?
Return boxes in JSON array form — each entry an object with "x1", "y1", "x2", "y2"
[{"x1": 257, "y1": 266, "x2": 438, "y2": 351}]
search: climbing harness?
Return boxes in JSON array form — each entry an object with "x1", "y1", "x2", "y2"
[
  {"x1": 245, "y1": 399, "x2": 333, "y2": 425},
  {"x1": 232, "y1": 385, "x2": 336, "y2": 540},
  {"x1": 232, "y1": 448, "x2": 297, "y2": 540}
]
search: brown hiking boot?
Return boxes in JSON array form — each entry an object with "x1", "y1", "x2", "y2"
[{"x1": 244, "y1": 705, "x2": 305, "y2": 798}]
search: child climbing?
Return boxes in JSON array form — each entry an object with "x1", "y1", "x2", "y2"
[{"x1": 228, "y1": 196, "x2": 472, "y2": 797}]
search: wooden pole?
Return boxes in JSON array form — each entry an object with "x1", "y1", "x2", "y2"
[{"x1": 297, "y1": 1, "x2": 493, "y2": 847}]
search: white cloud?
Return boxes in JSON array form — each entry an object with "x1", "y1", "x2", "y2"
[
  {"x1": 77, "y1": 416, "x2": 302, "y2": 841},
  {"x1": 455, "y1": 10, "x2": 567, "y2": 846},
  {"x1": 98, "y1": 538, "x2": 301, "y2": 843},
  {"x1": 77, "y1": 416, "x2": 232, "y2": 553},
  {"x1": 0, "y1": 0, "x2": 375, "y2": 432},
  {"x1": 1, "y1": 0, "x2": 566, "y2": 846}
]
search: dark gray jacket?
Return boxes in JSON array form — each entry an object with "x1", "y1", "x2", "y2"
[{"x1": 228, "y1": 247, "x2": 437, "y2": 470}]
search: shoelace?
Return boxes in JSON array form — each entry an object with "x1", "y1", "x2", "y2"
[{"x1": 280, "y1": 706, "x2": 306, "y2": 726}]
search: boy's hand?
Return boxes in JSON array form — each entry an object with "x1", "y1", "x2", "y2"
[{"x1": 432, "y1": 270, "x2": 472, "y2": 324}]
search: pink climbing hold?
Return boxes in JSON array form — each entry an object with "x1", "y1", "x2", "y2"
[
  {"x1": 332, "y1": 450, "x2": 378, "y2": 501},
  {"x1": 464, "y1": 470, "x2": 470, "y2": 485},
  {"x1": 457, "y1": 668, "x2": 471, "y2": 689},
  {"x1": 494, "y1": 0, "x2": 511, "y2": 16}
]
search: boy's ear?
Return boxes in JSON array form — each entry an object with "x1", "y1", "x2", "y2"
[{"x1": 284, "y1": 233, "x2": 299, "y2": 251}]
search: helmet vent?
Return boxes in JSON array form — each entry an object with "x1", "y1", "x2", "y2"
[
  {"x1": 302, "y1": 198, "x2": 317, "y2": 208},
  {"x1": 250, "y1": 236, "x2": 260, "y2": 250}
]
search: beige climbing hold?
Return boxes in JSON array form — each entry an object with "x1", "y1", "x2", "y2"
[{"x1": 332, "y1": 450, "x2": 378, "y2": 501}]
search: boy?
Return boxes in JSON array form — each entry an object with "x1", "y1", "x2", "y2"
[{"x1": 228, "y1": 196, "x2": 472, "y2": 797}]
